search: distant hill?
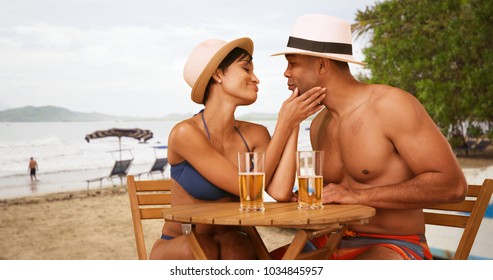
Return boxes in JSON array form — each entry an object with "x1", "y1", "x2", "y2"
[
  {"x1": 0, "y1": 105, "x2": 281, "y2": 122},
  {"x1": 0, "y1": 106, "x2": 144, "y2": 122},
  {"x1": 237, "y1": 112, "x2": 278, "y2": 121}
]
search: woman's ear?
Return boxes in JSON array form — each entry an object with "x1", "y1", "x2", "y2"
[{"x1": 212, "y1": 70, "x2": 223, "y2": 84}]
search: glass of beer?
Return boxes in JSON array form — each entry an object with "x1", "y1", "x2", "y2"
[
  {"x1": 296, "y1": 150, "x2": 324, "y2": 209},
  {"x1": 238, "y1": 152, "x2": 265, "y2": 212}
]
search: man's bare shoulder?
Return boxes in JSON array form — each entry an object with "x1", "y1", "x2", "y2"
[{"x1": 367, "y1": 84, "x2": 421, "y2": 112}]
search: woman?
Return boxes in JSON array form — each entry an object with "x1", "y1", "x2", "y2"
[{"x1": 150, "y1": 37, "x2": 326, "y2": 259}]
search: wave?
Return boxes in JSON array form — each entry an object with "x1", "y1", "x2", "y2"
[{"x1": 0, "y1": 136, "x2": 65, "y2": 148}]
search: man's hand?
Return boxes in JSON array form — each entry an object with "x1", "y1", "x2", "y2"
[{"x1": 322, "y1": 183, "x2": 362, "y2": 205}]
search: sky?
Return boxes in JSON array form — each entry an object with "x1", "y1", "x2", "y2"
[{"x1": 0, "y1": 0, "x2": 378, "y2": 118}]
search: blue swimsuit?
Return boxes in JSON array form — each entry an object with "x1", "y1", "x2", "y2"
[
  {"x1": 170, "y1": 110, "x2": 250, "y2": 201},
  {"x1": 163, "y1": 112, "x2": 251, "y2": 240}
]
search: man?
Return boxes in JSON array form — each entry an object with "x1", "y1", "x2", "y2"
[
  {"x1": 273, "y1": 14, "x2": 467, "y2": 259},
  {"x1": 28, "y1": 157, "x2": 38, "y2": 181}
]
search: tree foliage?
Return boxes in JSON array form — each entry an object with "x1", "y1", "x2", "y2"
[{"x1": 354, "y1": 0, "x2": 493, "y2": 145}]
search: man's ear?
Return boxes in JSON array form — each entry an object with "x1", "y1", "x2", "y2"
[{"x1": 318, "y1": 57, "x2": 330, "y2": 74}]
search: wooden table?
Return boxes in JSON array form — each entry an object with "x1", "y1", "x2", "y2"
[{"x1": 163, "y1": 202, "x2": 375, "y2": 260}]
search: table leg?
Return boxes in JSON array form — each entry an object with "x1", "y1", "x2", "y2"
[
  {"x1": 296, "y1": 224, "x2": 348, "y2": 260},
  {"x1": 282, "y1": 230, "x2": 310, "y2": 260},
  {"x1": 242, "y1": 226, "x2": 272, "y2": 260},
  {"x1": 182, "y1": 224, "x2": 208, "y2": 260},
  {"x1": 321, "y1": 224, "x2": 348, "y2": 259}
]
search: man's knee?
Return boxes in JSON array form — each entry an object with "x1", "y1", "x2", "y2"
[{"x1": 219, "y1": 232, "x2": 256, "y2": 260}]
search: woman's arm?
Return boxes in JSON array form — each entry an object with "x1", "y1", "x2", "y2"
[
  {"x1": 265, "y1": 125, "x2": 299, "y2": 201},
  {"x1": 260, "y1": 87, "x2": 326, "y2": 199}
]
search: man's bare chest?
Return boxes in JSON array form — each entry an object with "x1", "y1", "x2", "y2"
[{"x1": 317, "y1": 117, "x2": 395, "y2": 185}]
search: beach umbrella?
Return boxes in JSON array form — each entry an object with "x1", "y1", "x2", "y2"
[{"x1": 85, "y1": 128, "x2": 153, "y2": 160}]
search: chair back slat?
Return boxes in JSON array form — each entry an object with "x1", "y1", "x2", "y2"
[
  {"x1": 136, "y1": 179, "x2": 173, "y2": 191},
  {"x1": 140, "y1": 207, "x2": 170, "y2": 219},
  {"x1": 423, "y1": 213, "x2": 469, "y2": 228},
  {"x1": 465, "y1": 184, "x2": 481, "y2": 197},
  {"x1": 127, "y1": 175, "x2": 173, "y2": 260},
  {"x1": 137, "y1": 193, "x2": 171, "y2": 205},
  {"x1": 424, "y1": 179, "x2": 493, "y2": 260},
  {"x1": 426, "y1": 200, "x2": 475, "y2": 212}
]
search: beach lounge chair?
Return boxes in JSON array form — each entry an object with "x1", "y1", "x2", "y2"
[
  {"x1": 86, "y1": 159, "x2": 133, "y2": 190},
  {"x1": 470, "y1": 139, "x2": 492, "y2": 156},
  {"x1": 454, "y1": 139, "x2": 477, "y2": 156},
  {"x1": 424, "y1": 178, "x2": 493, "y2": 259},
  {"x1": 134, "y1": 158, "x2": 168, "y2": 179},
  {"x1": 127, "y1": 175, "x2": 173, "y2": 260}
]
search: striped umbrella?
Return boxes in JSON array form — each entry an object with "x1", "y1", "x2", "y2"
[{"x1": 85, "y1": 128, "x2": 153, "y2": 160}]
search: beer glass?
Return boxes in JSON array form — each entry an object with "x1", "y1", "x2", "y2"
[
  {"x1": 238, "y1": 152, "x2": 265, "y2": 212},
  {"x1": 296, "y1": 150, "x2": 324, "y2": 209}
]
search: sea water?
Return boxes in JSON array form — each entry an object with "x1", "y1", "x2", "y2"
[
  {"x1": 0, "y1": 121, "x2": 173, "y2": 198},
  {"x1": 0, "y1": 120, "x2": 312, "y2": 199},
  {"x1": 1, "y1": 120, "x2": 491, "y2": 198}
]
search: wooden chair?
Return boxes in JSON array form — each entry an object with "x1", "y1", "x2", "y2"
[
  {"x1": 424, "y1": 179, "x2": 493, "y2": 259},
  {"x1": 127, "y1": 175, "x2": 173, "y2": 260}
]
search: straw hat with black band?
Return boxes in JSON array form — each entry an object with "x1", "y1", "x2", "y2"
[
  {"x1": 183, "y1": 37, "x2": 254, "y2": 104},
  {"x1": 272, "y1": 14, "x2": 366, "y2": 65}
]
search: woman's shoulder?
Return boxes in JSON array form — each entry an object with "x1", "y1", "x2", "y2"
[
  {"x1": 235, "y1": 120, "x2": 269, "y2": 134},
  {"x1": 169, "y1": 116, "x2": 203, "y2": 139}
]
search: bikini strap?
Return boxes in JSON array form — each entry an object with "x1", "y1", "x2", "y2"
[
  {"x1": 234, "y1": 126, "x2": 251, "y2": 152},
  {"x1": 200, "y1": 109, "x2": 250, "y2": 152},
  {"x1": 200, "y1": 110, "x2": 211, "y2": 140}
]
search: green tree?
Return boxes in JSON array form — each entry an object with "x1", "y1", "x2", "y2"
[{"x1": 354, "y1": 0, "x2": 493, "y2": 146}]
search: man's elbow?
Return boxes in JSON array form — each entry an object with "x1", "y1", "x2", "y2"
[{"x1": 447, "y1": 179, "x2": 468, "y2": 204}]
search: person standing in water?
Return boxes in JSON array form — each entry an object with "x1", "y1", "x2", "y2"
[{"x1": 28, "y1": 157, "x2": 39, "y2": 181}]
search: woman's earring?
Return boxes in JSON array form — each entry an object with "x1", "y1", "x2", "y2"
[{"x1": 218, "y1": 79, "x2": 222, "y2": 84}]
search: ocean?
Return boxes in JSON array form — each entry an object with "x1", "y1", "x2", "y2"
[
  {"x1": 0, "y1": 120, "x2": 314, "y2": 199},
  {"x1": 1, "y1": 120, "x2": 492, "y2": 259}
]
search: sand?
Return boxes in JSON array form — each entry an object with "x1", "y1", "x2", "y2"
[
  {"x1": 0, "y1": 187, "x2": 295, "y2": 260},
  {"x1": 1, "y1": 153, "x2": 492, "y2": 260}
]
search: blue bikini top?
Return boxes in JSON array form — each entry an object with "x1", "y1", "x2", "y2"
[{"x1": 170, "y1": 111, "x2": 250, "y2": 201}]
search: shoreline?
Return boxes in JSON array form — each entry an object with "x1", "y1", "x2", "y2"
[{"x1": 1, "y1": 154, "x2": 491, "y2": 203}]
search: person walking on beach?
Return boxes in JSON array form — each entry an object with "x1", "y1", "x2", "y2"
[
  {"x1": 272, "y1": 14, "x2": 467, "y2": 259},
  {"x1": 28, "y1": 157, "x2": 39, "y2": 181},
  {"x1": 149, "y1": 37, "x2": 325, "y2": 260}
]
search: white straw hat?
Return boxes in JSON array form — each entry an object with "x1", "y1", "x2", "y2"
[
  {"x1": 183, "y1": 37, "x2": 254, "y2": 104},
  {"x1": 272, "y1": 14, "x2": 365, "y2": 65}
]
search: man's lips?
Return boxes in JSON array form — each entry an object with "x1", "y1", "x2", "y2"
[{"x1": 288, "y1": 84, "x2": 295, "y2": 91}]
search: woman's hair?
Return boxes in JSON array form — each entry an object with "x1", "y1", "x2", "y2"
[{"x1": 203, "y1": 47, "x2": 252, "y2": 104}]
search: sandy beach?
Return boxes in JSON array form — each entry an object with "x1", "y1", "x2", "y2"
[
  {"x1": 0, "y1": 186, "x2": 296, "y2": 260},
  {"x1": 1, "y1": 155, "x2": 492, "y2": 260}
]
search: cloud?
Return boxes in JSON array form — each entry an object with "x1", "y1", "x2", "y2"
[{"x1": 0, "y1": 0, "x2": 377, "y2": 117}]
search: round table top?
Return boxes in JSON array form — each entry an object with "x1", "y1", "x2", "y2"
[{"x1": 163, "y1": 202, "x2": 375, "y2": 229}]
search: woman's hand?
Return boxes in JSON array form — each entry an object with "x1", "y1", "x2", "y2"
[{"x1": 277, "y1": 87, "x2": 326, "y2": 129}]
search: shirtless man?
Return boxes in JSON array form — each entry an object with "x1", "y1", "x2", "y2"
[
  {"x1": 274, "y1": 14, "x2": 467, "y2": 259},
  {"x1": 28, "y1": 157, "x2": 39, "y2": 181}
]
